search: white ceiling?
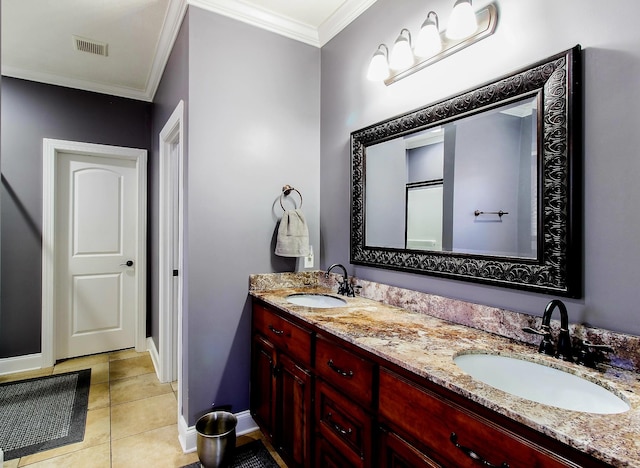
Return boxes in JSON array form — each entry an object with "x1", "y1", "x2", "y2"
[{"x1": 1, "y1": 0, "x2": 377, "y2": 102}]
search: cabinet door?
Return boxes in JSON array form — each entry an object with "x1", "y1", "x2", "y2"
[
  {"x1": 316, "y1": 334, "x2": 375, "y2": 408},
  {"x1": 316, "y1": 379, "x2": 372, "y2": 467},
  {"x1": 254, "y1": 302, "x2": 312, "y2": 367},
  {"x1": 277, "y1": 353, "x2": 312, "y2": 468},
  {"x1": 379, "y1": 368, "x2": 578, "y2": 468},
  {"x1": 379, "y1": 427, "x2": 441, "y2": 468},
  {"x1": 316, "y1": 435, "x2": 358, "y2": 468},
  {"x1": 251, "y1": 334, "x2": 276, "y2": 440}
]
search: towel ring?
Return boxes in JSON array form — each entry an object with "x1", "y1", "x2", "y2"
[{"x1": 280, "y1": 185, "x2": 303, "y2": 211}]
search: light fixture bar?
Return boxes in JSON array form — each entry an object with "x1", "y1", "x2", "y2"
[{"x1": 384, "y1": 3, "x2": 497, "y2": 85}]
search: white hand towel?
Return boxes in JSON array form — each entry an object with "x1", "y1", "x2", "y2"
[{"x1": 275, "y1": 209, "x2": 310, "y2": 257}]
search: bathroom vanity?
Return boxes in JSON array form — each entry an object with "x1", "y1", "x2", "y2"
[{"x1": 249, "y1": 274, "x2": 640, "y2": 468}]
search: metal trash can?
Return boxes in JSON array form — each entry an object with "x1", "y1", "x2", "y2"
[{"x1": 195, "y1": 411, "x2": 237, "y2": 468}]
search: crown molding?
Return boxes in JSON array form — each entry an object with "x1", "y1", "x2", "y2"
[
  {"x1": 1, "y1": 65, "x2": 152, "y2": 101},
  {"x1": 189, "y1": 0, "x2": 321, "y2": 46},
  {"x1": 145, "y1": 0, "x2": 190, "y2": 102},
  {"x1": 318, "y1": 0, "x2": 378, "y2": 46}
]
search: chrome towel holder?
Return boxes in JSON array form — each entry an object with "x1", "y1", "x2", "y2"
[
  {"x1": 474, "y1": 210, "x2": 509, "y2": 218},
  {"x1": 280, "y1": 185, "x2": 303, "y2": 211}
]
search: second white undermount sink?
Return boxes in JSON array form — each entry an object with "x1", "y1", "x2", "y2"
[
  {"x1": 286, "y1": 293, "x2": 348, "y2": 308},
  {"x1": 454, "y1": 353, "x2": 630, "y2": 414}
]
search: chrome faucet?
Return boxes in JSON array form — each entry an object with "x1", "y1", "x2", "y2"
[
  {"x1": 523, "y1": 299, "x2": 573, "y2": 362},
  {"x1": 326, "y1": 263, "x2": 355, "y2": 297}
]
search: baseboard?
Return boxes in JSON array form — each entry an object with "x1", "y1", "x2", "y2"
[
  {"x1": 147, "y1": 337, "x2": 161, "y2": 379},
  {"x1": 0, "y1": 353, "x2": 43, "y2": 375},
  {"x1": 179, "y1": 410, "x2": 258, "y2": 454}
]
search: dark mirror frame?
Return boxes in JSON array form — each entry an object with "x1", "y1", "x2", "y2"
[{"x1": 350, "y1": 45, "x2": 581, "y2": 297}]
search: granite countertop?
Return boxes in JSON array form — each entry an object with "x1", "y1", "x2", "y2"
[{"x1": 250, "y1": 286, "x2": 640, "y2": 467}]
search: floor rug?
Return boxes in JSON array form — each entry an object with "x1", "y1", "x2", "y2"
[
  {"x1": 0, "y1": 369, "x2": 91, "y2": 460},
  {"x1": 183, "y1": 439, "x2": 280, "y2": 468}
]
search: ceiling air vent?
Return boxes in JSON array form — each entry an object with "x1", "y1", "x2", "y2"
[{"x1": 73, "y1": 35, "x2": 108, "y2": 57}]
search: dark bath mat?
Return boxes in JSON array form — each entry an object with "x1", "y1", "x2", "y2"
[
  {"x1": 183, "y1": 438, "x2": 280, "y2": 468},
  {"x1": 0, "y1": 369, "x2": 91, "y2": 460}
]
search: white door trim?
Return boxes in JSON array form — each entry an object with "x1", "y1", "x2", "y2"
[
  {"x1": 42, "y1": 138, "x2": 147, "y2": 368},
  {"x1": 158, "y1": 100, "x2": 184, "y2": 385}
]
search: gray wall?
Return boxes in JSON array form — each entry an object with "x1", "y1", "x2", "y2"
[
  {"x1": 452, "y1": 113, "x2": 521, "y2": 255},
  {"x1": 184, "y1": 7, "x2": 320, "y2": 424},
  {"x1": 320, "y1": 0, "x2": 640, "y2": 335},
  {"x1": 365, "y1": 138, "x2": 406, "y2": 248},
  {"x1": 0, "y1": 78, "x2": 152, "y2": 357}
]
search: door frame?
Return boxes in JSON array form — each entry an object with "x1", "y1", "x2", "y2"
[
  {"x1": 158, "y1": 100, "x2": 184, "y2": 384},
  {"x1": 42, "y1": 138, "x2": 147, "y2": 368}
]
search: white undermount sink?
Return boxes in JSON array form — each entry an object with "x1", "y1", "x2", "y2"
[
  {"x1": 453, "y1": 353, "x2": 630, "y2": 414},
  {"x1": 286, "y1": 293, "x2": 348, "y2": 308}
]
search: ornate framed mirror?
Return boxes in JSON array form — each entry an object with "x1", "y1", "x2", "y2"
[{"x1": 350, "y1": 46, "x2": 581, "y2": 297}]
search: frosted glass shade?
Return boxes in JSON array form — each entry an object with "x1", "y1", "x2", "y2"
[
  {"x1": 390, "y1": 31, "x2": 414, "y2": 69},
  {"x1": 415, "y1": 14, "x2": 442, "y2": 57},
  {"x1": 367, "y1": 48, "x2": 389, "y2": 81},
  {"x1": 446, "y1": 0, "x2": 477, "y2": 40}
]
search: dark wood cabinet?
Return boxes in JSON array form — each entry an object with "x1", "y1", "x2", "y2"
[
  {"x1": 250, "y1": 334, "x2": 276, "y2": 440},
  {"x1": 278, "y1": 354, "x2": 312, "y2": 467},
  {"x1": 315, "y1": 435, "x2": 357, "y2": 468},
  {"x1": 251, "y1": 302, "x2": 313, "y2": 468},
  {"x1": 251, "y1": 298, "x2": 613, "y2": 468},
  {"x1": 315, "y1": 378, "x2": 373, "y2": 467},
  {"x1": 378, "y1": 367, "x2": 599, "y2": 468},
  {"x1": 314, "y1": 334, "x2": 375, "y2": 467},
  {"x1": 315, "y1": 334, "x2": 375, "y2": 409},
  {"x1": 378, "y1": 426, "x2": 441, "y2": 468}
]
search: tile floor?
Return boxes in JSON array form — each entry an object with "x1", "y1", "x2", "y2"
[{"x1": 0, "y1": 349, "x2": 285, "y2": 468}]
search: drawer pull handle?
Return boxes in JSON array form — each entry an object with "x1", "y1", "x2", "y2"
[
  {"x1": 327, "y1": 360, "x2": 354, "y2": 378},
  {"x1": 450, "y1": 432, "x2": 509, "y2": 468},
  {"x1": 268, "y1": 325, "x2": 284, "y2": 336},
  {"x1": 327, "y1": 412, "x2": 353, "y2": 436}
]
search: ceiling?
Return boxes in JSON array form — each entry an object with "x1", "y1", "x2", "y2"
[{"x1": 1, "y1": 0, "x2": 377, "y2": 102}]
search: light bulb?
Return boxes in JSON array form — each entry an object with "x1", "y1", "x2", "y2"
[
  {"x1": 446, "y1": 0, "x2": 478, "y2": 40},
  {"x1": 414, "y1": 11, "x2": 442, "y2": 58},
  {"x1": 366, "y1": 45, "x2": 390, "y2": 81},
  {"x1": 389, "y1": 29, "x2": 414, "y2": 70}
]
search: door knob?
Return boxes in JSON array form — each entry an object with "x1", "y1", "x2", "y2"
[{"x1": 120, "y1": 260, "x2": 134, "y2": 267}]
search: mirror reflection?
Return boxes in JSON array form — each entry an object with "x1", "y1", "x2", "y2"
[{"x1": 365, "y1": 96, "x2": 538, "y2": 259}]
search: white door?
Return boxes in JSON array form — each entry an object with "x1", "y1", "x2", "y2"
[{"x1": 55, "y1": 152, "x2": 138, "y2": 359}]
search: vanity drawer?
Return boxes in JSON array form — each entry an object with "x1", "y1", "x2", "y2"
[
  {"x1": 316, "y1": 379, "x2": 373, "y2": 466},
  {"x1": 253, "y1": 303, "x2": 312, "y2": 367},
  {"x1": 379, "y1": 368, "x2": 577, "y2": 468},
  {"x1": 315, "y1": 334, "x2": 375, "y2": 408}
]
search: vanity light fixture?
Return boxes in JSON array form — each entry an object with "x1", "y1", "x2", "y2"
[
  {"x1": 366, "y1": 44, "x2": 390, "y2": 81},
  {"x1": 389, "y1": 29, "x2": 414, "y2": 70},
  {"x1": 446, "y1": 0, "x2": 478, "y2": 40},
  {"x1": 414, "y1": 11, "x2": 442, "y2": 58},
  {"x1": 366, "y1": 2, "x2": 497, "y2": 85}
]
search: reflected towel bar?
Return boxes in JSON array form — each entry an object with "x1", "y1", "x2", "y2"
[
  {"x1": 280, "y1": 185, "x2": 303, "y2": 211},
  {"x1": 474, "y1": 210, "x2": 508, "y2": 218}
]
